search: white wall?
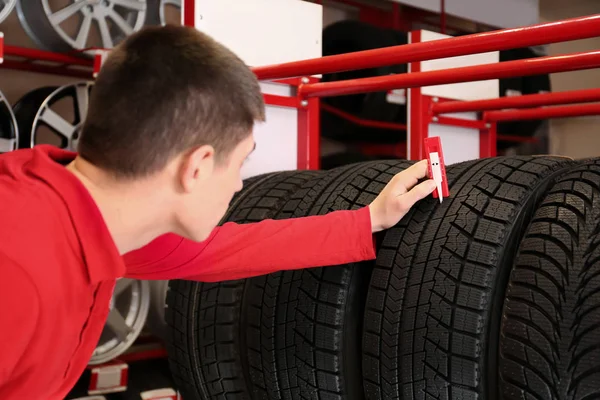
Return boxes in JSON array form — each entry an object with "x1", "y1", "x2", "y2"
[
  {"x1": 540, "y1": 0, "x2": 600, "y2": 158},
  {"x1": 389, "y1": 0, "x2": 539, "y2": 28}
]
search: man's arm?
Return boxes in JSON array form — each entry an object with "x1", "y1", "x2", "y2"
[
  {"x1": 123, "y1": 160, "x2": 436, "y2": 282},
  {"x1": 0, "y1": 259, "x2": 39, "y2": 388},
  {"x1": 123, "y1": 207, "x2": 375, "y2": 282}
]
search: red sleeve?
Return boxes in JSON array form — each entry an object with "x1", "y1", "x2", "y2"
[
  {"x1": 0, "y1": 258, "x2": 39, "y2": 388},
  {"x1": 123, "y1": 207, "x2": 376, "y2": 282}
]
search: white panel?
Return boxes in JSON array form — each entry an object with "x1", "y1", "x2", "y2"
[
  {"x1": 259, "y1": 82, "x2": 294, "y2": 97},
  {"x1": 416, "y1": 30, "x2": 499, "y2": 101},
  {"x1": 241, "y1": 105, "x2": 298, "y2": 179},
  {"x1": 429, "y1": 120, "x2": 480, "y2": 165},
  {"x1": 195, "y1": 0, "x2": 322, "y2": 68}
]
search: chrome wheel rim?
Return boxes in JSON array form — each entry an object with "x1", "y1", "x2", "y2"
[
  {"x1": 13, "y1": 82, "x2": 92, "y2": 151},
  {"x1": 90, "y1": 279, "x2": 151, "y2": 365},
  {"x1": 0, "y1": 90, "x2": 18, "y2": 153},
  {"x1": 16, "y1": 0, "x2": 147, "y2": 52},
  {"x1": 0, "y1": 0, "x2": 16, "y2": 24}
]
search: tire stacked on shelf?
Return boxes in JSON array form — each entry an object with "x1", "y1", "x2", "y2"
[
  {"x1": 243, "y1": 160, "x2": 414, "y2": 400},
  {"x1": 499, "y1": 158, "x2": 600, "y2": 400},
  {"x1": 498, "y1": 47, "x2": 552, "y2": 153},
  {"x1": 165, "y1": 169, "x2": 323, "y2": 399},
  {"x1": 361, "y1": 155, "x2": 575, "y2": 399},
  {"x1": 321, "y1": 20, "x2": 407, "y2": 145},
  {"x1": 165, "y1": 160, "x2": 417, "y2": 400},
  {"x1": 164, "y1": 155, "x2": 600, "y2": 400},
  {"x1": 320, "y1": 21, "x2": 409, "y2": 170}
]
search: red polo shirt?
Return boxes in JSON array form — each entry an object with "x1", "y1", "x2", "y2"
[{"x1": 0, "y1": 145, "x2": 376, "y2": 399}]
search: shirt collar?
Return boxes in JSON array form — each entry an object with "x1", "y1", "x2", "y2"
[{"x1": 25, "y1": 145, "x2": 126, "y2": 284}]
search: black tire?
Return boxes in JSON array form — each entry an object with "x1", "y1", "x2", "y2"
[
  {"x1": 12, "y1": 87, "x2": 58, "y2": 149},
  {"x1": 499, "y1": 159, "x2": 600, "y2": 400},
  {"x1": 165, "y1": 170, "x2": 322, "y2": 400},
  {"x1": 497, "y1": 48, "x2": 551, "y2": 150},
  {"x1": 362, "y1": 155, "x2": 575, "y2": 400},
  {"x1": 244, "y1": 160, "x2": 415, "y2": 400},
  {"x1": 321, "y1": 20, "x2": 407, "y2": 144}
]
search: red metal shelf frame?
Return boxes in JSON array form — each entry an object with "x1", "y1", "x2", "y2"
[
  {"x1": 250, "y1": 13, "x2": 600, "y2": 159},
  {"x1": 253, "y1": 14, "x2": 600, "y2": 80}
]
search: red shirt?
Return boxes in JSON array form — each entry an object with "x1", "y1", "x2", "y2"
[{"x1": 0, "y1": 145, "x2": 376, "y2": 399}]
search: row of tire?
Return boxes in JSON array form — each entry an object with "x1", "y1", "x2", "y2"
[
  {"x1": 164, "y1": 154, "x2": 600, "y2": 400},
  {"x1": 0, "y1": 0, "x2": 181, "y2": 53}
]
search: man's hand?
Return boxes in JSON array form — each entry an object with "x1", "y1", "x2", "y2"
[{"x1": 369, "y1": 159, "x2": 437, "y2": 233}]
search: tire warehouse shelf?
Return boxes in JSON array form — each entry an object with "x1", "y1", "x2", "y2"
[{"x1": 362, "y1": 155, "x2": 575, "y2": 399}]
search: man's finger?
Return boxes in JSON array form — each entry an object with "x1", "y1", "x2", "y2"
[
  {"x1": 391, "y1": 159, "x2": 430, "y2": 191},
  {"x1": 397, "y1": 179, "x2": 437, "y2": 212}
]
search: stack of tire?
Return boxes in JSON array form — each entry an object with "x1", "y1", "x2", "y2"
[{"x1": 165, "y1": 154, "x2": 600, "y2": 400}]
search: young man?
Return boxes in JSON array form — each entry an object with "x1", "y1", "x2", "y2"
[{"x1": 0, "y1": 26, "x2": 435, "y2": 399}]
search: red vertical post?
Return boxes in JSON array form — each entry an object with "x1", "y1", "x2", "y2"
[
  {"x1": 183, "y1": 0, "x2": 195, "y2": 26},
  {"x1": 479, "y1": 118, "x2": 497, "y2": 157},
  {"x1": 297, "y1": 78, "x2": 321, "y2": 170},
  {"x1": 408, "y1": 30, "x2": 429, "y2": 160}
]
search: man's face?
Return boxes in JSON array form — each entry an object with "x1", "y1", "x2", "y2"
[{"x1": 174, "y1": 134, "x2": 255, "y2": 242}]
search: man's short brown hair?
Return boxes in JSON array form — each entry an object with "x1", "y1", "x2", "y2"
[{"x1": 78, "y1": 25, "x2": 265, "y2": 178}]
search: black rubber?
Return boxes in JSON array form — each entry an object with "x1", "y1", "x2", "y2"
[
  {"x1": 499, "y1": 158, "x2": 600, "y2": 400},
  {"x1": 165, "y1": 170, "x2": 322, "y2": 400},
  {"x1": 321, "y1": 20, "x2": 407, "y2": 144},
  {"x1": 243, "y1": 160, "x2": 415, "y2": 400},
  {"x1": 362, "y1": 155, "x2": 574, "y2": 400}
]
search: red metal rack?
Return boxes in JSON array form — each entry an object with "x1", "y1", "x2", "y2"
[
  {"x1": 0, "y1": 33, "x2": 96, "y2": 79},
  {"x1": 251, "y1": 13, "x2": 600, "y2": 161}
]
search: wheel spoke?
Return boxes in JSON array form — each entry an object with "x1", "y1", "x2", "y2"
[
  {"x1": 114, "y1": 278, "x2": 134, "y2": 298},
  {"x1": 74, "y1": 85, "x2": 90, "y2": 122},
  {"x1": 39, "y1": 107, "x2": 76, "y2": 140},
  {"x1": 49, "y1": 1, "x2": 87, "y2": 25},
  {"x1": 0, "y1": 138, "x2": 15, "y2": 153},
  {"x1": 109, "y1": 0, "x2": 146, "y2": 11},
  {"x1": 106, "y1": 310, "x2": 133, "y2": 341},
  {"x1": 97, "y1": 16, "x2": 115, "y2": 48},
  {"x1": 107, "y1": 8, "x2": 134, "y2": 36},
  {"x1": 75, "y1": 13, "x2": 93, "y2": 49}
]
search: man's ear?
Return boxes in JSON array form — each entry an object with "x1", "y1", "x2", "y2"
[{"x1": 179, "y1": 144, "x2": 215, "y2": 193}]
